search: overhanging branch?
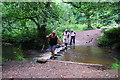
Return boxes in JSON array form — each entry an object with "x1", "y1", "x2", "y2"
[{"x1": 16, "y1": 16, "x2": 38, "y2": 26}]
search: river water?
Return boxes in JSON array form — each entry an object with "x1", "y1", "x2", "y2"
[
  {"x1": 2, "y1": 45, "x2": 120, "y2": 66},
  {"x1": 56, "y1": 46, "x2": 120, "y2": 66}
]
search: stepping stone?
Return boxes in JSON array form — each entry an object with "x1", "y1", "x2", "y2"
[{"x1": 36, "y1": 58, "x2": 47, "y2": 63}]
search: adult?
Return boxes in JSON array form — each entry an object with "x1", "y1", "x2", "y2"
[
  {"x1": 62, "y1": 29, "x2": 70, "y2": 49},
  {"x1": 46, "y1": 30, "x2": 64, "y2": 59},
  {"x1": 70, "y1": 29, "x2": 76, "y2": 45}
]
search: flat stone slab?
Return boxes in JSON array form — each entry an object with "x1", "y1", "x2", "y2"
[{"x1": 36, "y1": 58, "x2": 47, "y2": 63}]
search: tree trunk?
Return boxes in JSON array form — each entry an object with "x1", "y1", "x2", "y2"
[
  {"x1": 86, "y1": 14, "x2": 92, "y2": 29},
  {"x1": 37, "y1": 24, "x2": 41, "y2": 33}
]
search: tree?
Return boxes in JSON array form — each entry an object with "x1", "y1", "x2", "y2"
[
  {"x1": 2, "y1": 2, "x2": 60, "y2": 35},
  {"x1": 2, "y1": 2, "x2": 63, "y2": 49},
  {"x1": 65, "y1": 2, "x2": 119, "y2": 28}
]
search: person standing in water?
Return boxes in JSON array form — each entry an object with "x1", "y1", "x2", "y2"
[
  {"x1": 62, "y1": 29, "x2": 70, "y2": 49},
  {"x1": 70, "y1": 29, "x2": 76, "y2": 45},
  {"x1": 46, "y1": 30, "x2": 64, "y2": 59}
]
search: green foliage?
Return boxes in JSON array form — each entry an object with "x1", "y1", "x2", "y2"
[
  {"x1": 2, "y1": 58, "x2": 8, "y2": 62},
  {"x1": 70, "y1": 2, "x2": 119, "y2": 28},
  {"x1": 16, "y1": 55, "x2": 26, "y2": 61},
  {"x1": 2, "y1": 45, "x2": 26, "y2": 62},
  {"x1": 98, "y1": 28, "x2": 120, "y2": 49},
  {"x1": 112, "y1": 63, "x2": 120, "y2": 70},
  {"x1": 83, "y1": 27, "x2": 93, "y2": 30},
  {"x1": 2, "y1": 2, "x2": 74, "y2": 42},
  {"x1": 2, "y1": 2, "x2": 119, "y2": 48},
  {"x1": 111, "y1": 42, "x2": 120, "y2": 49},
  {"x1": 111, "y1": 58, "x2": 120, "y2": 70},
  {"x1": 3, "y1": 28, "x2": 37, "y2": 43}
]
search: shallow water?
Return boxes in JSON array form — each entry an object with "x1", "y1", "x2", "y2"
[
  {"x1": 2, "y1": 45, "x2": 120, "y2": 66},
  {"x1": 56, "y1": 46, "x2": 120, "y2": 66}
]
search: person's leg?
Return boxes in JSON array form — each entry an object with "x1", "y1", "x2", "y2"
[
  {"x1": 49, "y1": 45, "x2": 55, "y2": 59},
  {"x1": 51, "y1": 50, "x2": 55, "y2": 56},
  {"x1": 51, "y1": 45, "x2": 56, "y2": 58},
  {"x1": 65, "y1": 43, "x2": 68, "y2": 49},
  {"x1": 65, "y1": 38, "x2": 68, "y2": 47},
  {"x1": 73, "y1": 36, "x2": 75, "y2": 44},
  {"x1": 65, "y1": 43, "x2": 67, "y2": 47},
  {"x1": 70, "y1": 37, "x2": 73, "y2": 45}
]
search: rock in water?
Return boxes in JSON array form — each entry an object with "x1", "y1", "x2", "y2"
[{"x1": 36, "y1": 59, "x2": 47, "y2": 63}]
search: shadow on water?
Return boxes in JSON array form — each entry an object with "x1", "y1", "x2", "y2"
[{"x1": 56, "y1": 46, "x2": 120, "y2": 66}]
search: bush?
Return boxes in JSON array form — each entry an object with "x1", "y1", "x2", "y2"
[
  {"x1": 2, "y1": 28, "x2": 49, "y2": 49},
  {"x1": 2, "y1": 46, "x2": 26, "y2": 62},
  {"x1": 16, "y1": 55, "x2": 26, "y2": 61},
  {"x1": 111, "y1": 58, "x2": 120, "y2": 70},
  {"x1": 98, "y1": 27, "x2": 120, "y2": 49},
  {"x1": 2, "y1": 29, "x2": 37, "y2": 44},
  {"x1": 111, "y1": 63, "x2": 120, "y2": 70}
]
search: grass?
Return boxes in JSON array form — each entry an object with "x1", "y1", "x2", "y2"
[
  {"x1": 16, "y1": 55, "x2": 26, "y2": 61},
  {"x1": 111, "y1": 63, "x2": 120, "y2": 70},
  {"x1": 111, "y1": 58, "x2": 120, "y2": 70}
]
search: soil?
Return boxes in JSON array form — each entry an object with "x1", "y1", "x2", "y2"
[
  {"x1": 75, "y1": 29, "x2": 102, "y2": 46},
  {"x1": 2, "y1": 60, "x2": 118, "y2": 78},
  {"x1": 2, "y1": 29, "x2": 119, "y2": 79}
]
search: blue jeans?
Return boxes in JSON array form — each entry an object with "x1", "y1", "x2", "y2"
[
  {"x1": 49, "y1": 45, "x2": 57, "y2": 50},
  {"x1": 70, "y1": 36, "x2": 75, "y2": 45}
]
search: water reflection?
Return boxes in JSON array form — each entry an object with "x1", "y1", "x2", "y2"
[{"x1": 57, "y1": 46, "x2": 120, "y2": 66}]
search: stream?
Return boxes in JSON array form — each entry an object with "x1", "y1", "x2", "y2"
[{"x1": 2, "y1": 45, "x2": 120, "y2": 66}]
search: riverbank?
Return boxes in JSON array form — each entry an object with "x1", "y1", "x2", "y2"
[{"x1": 2, "y1": 60, "x2": 118, "y2": 78}]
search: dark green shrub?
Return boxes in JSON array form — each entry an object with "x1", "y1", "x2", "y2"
[
  {"x1": 98, "y1": 27, "x2": 120, "y2": 49},
  {"x1": 111, "y1": 58, "x2": 120, "y2": 70}
]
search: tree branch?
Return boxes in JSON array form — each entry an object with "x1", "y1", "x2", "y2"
[{"x1": 16, "y1": 16, "x2": 38, "y2": 26}]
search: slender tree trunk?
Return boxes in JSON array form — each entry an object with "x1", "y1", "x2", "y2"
[
  {"x1": 86, "y1": 14, "x2": 92, "y2": 29},
  {"x1": 37, "y1": 24, "x2": 41, "y2": 33}
]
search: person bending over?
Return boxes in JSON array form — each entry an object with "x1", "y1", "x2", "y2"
[{"x1": 46, "y1": 30, "x2": 64, "y2": 59}]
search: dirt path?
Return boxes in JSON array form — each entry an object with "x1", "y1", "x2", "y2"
[
  {"x1": 2, "y1": 60, "x2": 118, "y2": 78},
  {"x1": 76, "y1": 29, "x2": 102, "y2": 46},
  {"x1": 2, "y1": 29, "x2": 119, "y2": 79}
]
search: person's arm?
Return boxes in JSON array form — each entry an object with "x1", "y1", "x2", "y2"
[
  {"x1": 74, "y1": 32, "x2": 76, "y2": 37},
  {"x1": 60, "y1": 33, "x2": 64, "y2": 36},
  {"x1": 68, "y1": 33, "x2": 70, "y2": 40},
  {"x1": 46, "y1": 34, "x2": 51, "y2": 38},
  {"x1": 57, "y1": 36, "x2": 65, "y2": 46},
  {"x1": 68, "y1": 33, "x2": 70, "y2": 38},
  {"x1": 68, "y1": 32, "x2": 71, "y2": 40}
]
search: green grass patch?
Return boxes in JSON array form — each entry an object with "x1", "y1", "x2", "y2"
[
  {"x1": 16, "y1": 55, "x2": 26, "y2": 61},
  {"x1": 111, "y1": 58, "x2": 120, "y2": 70}
]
